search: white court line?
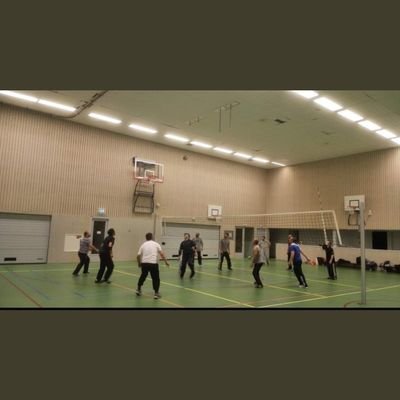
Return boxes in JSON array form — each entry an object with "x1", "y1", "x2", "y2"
[
  {"x1": 114, "y1": 269, "x2": 255, "y2": 308},
  {"x1": 261, "y1": 283, "x2": 400, "y2": 308},
  {"x1": 193, "y1": 266, "x2": 324, "y2": 298},
  {"x1": 232, "y1": 264, "x2": 360, "y2": 289}
]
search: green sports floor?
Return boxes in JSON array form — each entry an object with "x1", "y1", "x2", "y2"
[{"x1": 1, "y1": 258, "x2": 400, "y2": 308}]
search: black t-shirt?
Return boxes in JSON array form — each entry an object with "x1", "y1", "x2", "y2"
[
  {"x1": 100, "y1": 235, "x2": 115, "y2": 255},
  {"x1": 179, "y1": 240, "x2": 195, "y2": 255},
  {"x1": 325, "y1": 247, "x2": 335, "y2": 263}
]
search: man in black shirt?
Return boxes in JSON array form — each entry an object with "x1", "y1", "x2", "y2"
[
  {"x1": 95, "y1": 228, "x2": 116, "y2": 284},
  {"x1": 322, "y1": 241, "x2": 336, "y2": 280},
  {"x1": 178, "y1": 233, "x2": 196, "y2": 279}
]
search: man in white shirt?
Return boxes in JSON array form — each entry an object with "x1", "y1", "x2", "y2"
[{"x1": 136, "y1": 232, "x2": 169, "y2": 299}]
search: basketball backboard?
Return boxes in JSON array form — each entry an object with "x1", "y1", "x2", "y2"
[
  {"x1": 344, "y1": 194, "x2": 365, "y2": 211},
  {"x1": 133, "y1": 158, "x2": 164, "y2": 183}
]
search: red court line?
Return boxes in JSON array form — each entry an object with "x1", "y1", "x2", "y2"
[{"x1": 0, "y1": 272, "x2": 42, "y2": 308}]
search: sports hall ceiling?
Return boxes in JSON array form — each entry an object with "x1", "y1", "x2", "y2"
[{"x1": 2, "y1": 90, "x2": 400, "y2": 168}]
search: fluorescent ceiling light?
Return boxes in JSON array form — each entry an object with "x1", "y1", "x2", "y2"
[
  {"x1": 337, "y1": 109, "x2": 364, "y2": 122},
  {"x1": 391, "y1": 137, "x2": 400, "y2": 145},
  {"x1": 190, "y1": 140, "x2": 212, "y2": 149},
  {"x1": 271, "y1": 161, "x2": 286, "y2": 167},
  {"x1": 164, "y1": 133, "x2": 189, "y2": 143},
  {"x1": 38, "y1": 99, "x2": 76, "y2": 112},
  {"x1": 213, "y1": 147, "x2": 233, "y2": 154},
  {"x1": 0, "y1": 90, "x2": 38, "y2": 103},
  {"x1": 234, "y1": 152, "x2": 252, "y2": 159},
  {"x1": 291, "y1": 90, "x2": 319, "y2": 99},
  {"x1": 358, "y1": 120, "x2": 381, "y2": 131},
  {"x1": 313, "y1": 97, "x2": 343, "y2": 112},
  {"x1": 252, "y1": 157, "x2": 269, "y2": 163},
  {"x1": 375, "y1": 129, "x2": 397, "y2": 139},
  {"x1": 88, "y1": 112, "x2": 121, "y2": 124},
  {"x1": 129, "y1": 123, "x2": 157, "y2": 134}
]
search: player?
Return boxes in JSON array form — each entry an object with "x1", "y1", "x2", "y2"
[
  {"x1": 72, "y1": 231, "x2": 98, "y2": 275},
  {"x1": 178, "y1": 233, "x2": 196, "y2": 279},
  {"x1": 193, "y1": 233, "x2": 204, "y2": 266},
  {"x1": 219, "y1": 233, "x2": 232, "y2": 270},
  {"x1": 288, "y1": 235, "x2": 311, "y2": 288},
  {"x1": 252, "y1": 239, "x2": 265, "y2": 288},
  {"x1": 322, "y1": 241, "x2": 337, "y2": 280},
  {"x1": 136, "y1": 232, "x2": 169, "y2": 299},
  {"x1": 95, "y1": 228, "x2": 116, "y2": 284}
]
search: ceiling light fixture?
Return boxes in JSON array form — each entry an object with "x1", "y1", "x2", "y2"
[
  {"x1": 252, "y1": 157, "x2": 269, "y2": 163},
  {"x1": 0, "y1": 90, "x2": 38, "y2": 103},
  {"x1": 128, "y1": 123, "x2": 158, "y2": 134},
  {"x1": 38, "y1": 99, "x2": 76, "y2": 112},
  {"x1": 358, "y1": 120, "x2": 381, "y2": 131},
  {"x1": 88, "y1": 112, "x2": 121, "y2": 124},
  {"x1": 213, "y1": 147, "x2": 233, "y2": 154},
  {"x1": 271, "y1": 161, "x2": 286, "y2": 167},
  {"x1": 190, "y1": 140, "x2": 212, "y2": 149},
  {"x1": 391, "y1": 137, "x2": 400, "y2": 145},
  {"x1": 337, "y1": 109, "x2": 364, "y2": 122},
  {"x1": 164, "y1": 133, "x2": 189, "y2": 143},
  {"x1": 234, "y1": 152, "x2": 252, "y2": 159},
  {"x1": 291, "y1": 90, "x2": 319, "y2": 99},
  {"x1": 313, "y1": 97, "x2": 343, "y2": 112},
  {"x1": 375, "y1": 129, "x2": 397, "y2": 139}
]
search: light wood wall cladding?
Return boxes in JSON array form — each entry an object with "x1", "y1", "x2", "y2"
[
  {"x1": 0, "y1": 104, "x2": 267, "y2": 218},
  {"x1": 265, "y1": 147, "x2": 400, "y2": 230}
]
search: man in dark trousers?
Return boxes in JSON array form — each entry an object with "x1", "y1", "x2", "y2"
[
  {"x1": 72, "y1": 231, "x2": 98, "y2": 275},
  {"x1": 136, "y1": 232, "x2": 169, "y2": 299},
  {"x1": 193, "y1": 233, "x2": 204, "y2": 266},
  {"x1": 178, "y1": 233, "x2": 196, "y2": 279},
  {"x1": 322, "y1": 241, "x2": 337, "y2": 280},
  {"x1": 95, "y1": 228, "x2": 116, "y2": 284},
  {"x1": 219, "y1": 232, "x2": 232, "y2": 271},
  {"x1": 288, "y1": 235, "x2": 310, "y2": 288}
]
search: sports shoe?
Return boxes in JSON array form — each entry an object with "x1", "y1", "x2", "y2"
[
  {"x1": 154, "y1": 292, "x2": 161, "y2": 299},
  {"x1": 218, "y1": 266, "x2": 222, "y2": 271},
  {"x1": 94, "y1": 280, "x2": 102, "y2": 284},
  {"x1": 136, "y1": 289, "x2": 142, "y2": 296},
  {"x1": 72, "y1": 272, "x2": 79, "y2": 276},
  {"x1": 228, "y1": 267, "x2": 233, "y2": 270},
  {"x1": 105, "y1": 280, "x2": 112, "y2": 284},
  {"x1": 298, "y1": 284, "x2": 305, "y2": 288},
  {"x1": 190, "y1": 271, "x2": 195, "y2": 279}
]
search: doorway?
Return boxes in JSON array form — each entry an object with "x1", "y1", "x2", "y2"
[
  {"x1": 235, "y1": 227, "x2": 254, "y2": 258},
  {"x1": 92, "y1": 219, "x2": 108, "y2": 253}
]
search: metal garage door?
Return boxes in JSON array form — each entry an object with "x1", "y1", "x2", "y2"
[
  {"x1": 160, "y1": 223, "x2": 220, "y2": 259},
  {"x1": 0, "y1": 213, "x2": 51, "y2": 264}
]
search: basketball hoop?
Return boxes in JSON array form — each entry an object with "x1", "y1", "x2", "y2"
[
  {"x1": 141, "y1": 175, "x2": 156, "y2": 185},
  {"x1": 347, "y1": 206, "x2": 360, "y2": 226}
]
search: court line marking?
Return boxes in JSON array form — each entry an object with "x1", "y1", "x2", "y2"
[
  {"x1": 178, "y1": 266, "x2": 325, "y2": 298},
  {"x1": 260, "y1": 282, "x2": 400, "y2": 308},
  {"x1": 3, "y1": 263, "x2": 399, "y2": 307},
  {"x1": 114, "y1": 269, "x2": 255, "y2": 308},
  {"x1": 111, "y1": 282, "x2": 184, "y2": 308},
  {"x1": 233, "y1": 265, "x2": 361, "y2": 289},
  {"x1": 0, "y1": 272, "x2": 42, "y2": 308}
]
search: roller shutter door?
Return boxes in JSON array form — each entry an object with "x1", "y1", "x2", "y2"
[
  {"x1": 0, "y1": 213, "x2": 51, "y2": 264},
  {"x1": 160, "y1": 223, "x2": 220, "y2": 259}
]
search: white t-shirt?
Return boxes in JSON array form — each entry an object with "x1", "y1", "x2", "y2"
[{"x1": 137, "y1": 240, "x2": 162, "y2": 264}]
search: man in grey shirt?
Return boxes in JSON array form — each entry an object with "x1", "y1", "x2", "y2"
[
  {"x1": 193, "y1": 233, "x2": 204, "y2": 266},
  {"x1": 72, "y1": 231, "x2": 98, "y2": 275},
  {"x1": 219, "y1": 233, "x2": 232, "y2": 271}
]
